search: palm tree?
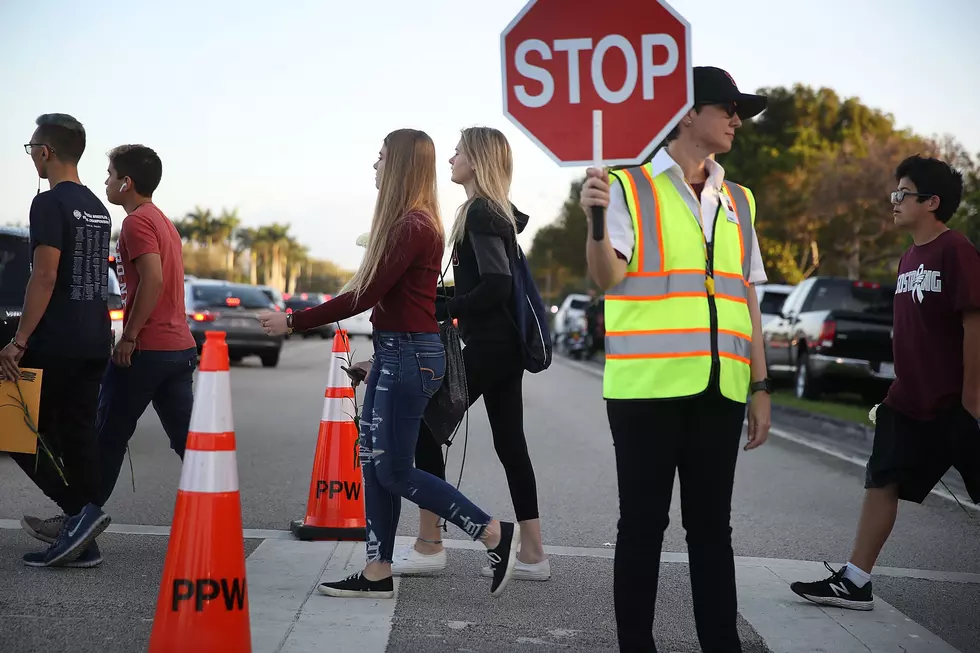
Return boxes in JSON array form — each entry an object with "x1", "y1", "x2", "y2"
[
  {"x1": 285, "y1": 238, "x2": 309, "y2": 294},
  {"x1": 236, "y1": 227, "x2": 261, "y2": 286},
  {"x1": 183, "y1": 206, "x2": 220, "y2": 248},
  {"x1": 215, "y1": 208, "x2": 241, "y2": 275},
  {"x1": 255, "y1": 223, "x2": 292, "y2": 290}
]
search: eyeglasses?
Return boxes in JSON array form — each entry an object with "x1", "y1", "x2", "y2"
[
  {"x1": 890, "y1": 190, "x2": 933, "y2": 204},
  {"x1": 24, "y1": 143, "x2": 52, "y2": 155}
]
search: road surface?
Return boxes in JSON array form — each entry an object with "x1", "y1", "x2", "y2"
[{"x1": 1, "y1": 338, "x2": 978, "y2": 652}]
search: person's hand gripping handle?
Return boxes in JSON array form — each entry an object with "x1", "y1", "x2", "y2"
[{"x1": 581, "y1": 167, "x2": 610, "y2": 239}]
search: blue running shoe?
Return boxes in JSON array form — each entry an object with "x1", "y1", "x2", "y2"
[
  {"x1": 43, "y1": 503, "x2": 110, "y2": 566},
  {"x1": 24, "y1": 540, "x2": 103, "y2": 568}
]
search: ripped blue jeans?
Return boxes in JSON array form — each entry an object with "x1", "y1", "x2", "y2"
[{"x1": 360, "y1": 331, "x2": 492, "y2": 564}]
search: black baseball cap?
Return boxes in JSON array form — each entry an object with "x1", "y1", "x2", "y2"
[{"x1": 694, "y1": 67, "x2": 767, "y2": 120}]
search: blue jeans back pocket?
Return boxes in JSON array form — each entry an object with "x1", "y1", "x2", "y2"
[{"x1": 415, "y1": 351, "x2": 446, "y2": 398}]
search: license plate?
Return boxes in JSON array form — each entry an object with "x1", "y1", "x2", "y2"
[
  {"x1": 228, "y1": 318, "x2": 252, "y2": 329},
  {"x1": 879, "y1": 362, "x2": 895, "y2": 378}
]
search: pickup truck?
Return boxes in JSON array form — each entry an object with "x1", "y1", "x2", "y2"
[{"x1": 762, "y1": 276, "x2": 895, "y2": 403}]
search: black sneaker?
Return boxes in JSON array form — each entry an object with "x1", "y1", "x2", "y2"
[
  {"x1": 790, "y1": 562, "x2": 874, "y2": 610},
  {"x1": 24, "y1": 541, "x2": 103, "y2": 569},
  {"x1": 317, "y1": 572, "x2": 394, "y2": 599},
  {"x1": 485, "y1": 521, "x2": 519, "y2": 597}
]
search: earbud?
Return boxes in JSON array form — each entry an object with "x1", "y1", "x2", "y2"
[{"x1": 120, "y1": 181, "x2": 128, "y2": 192}]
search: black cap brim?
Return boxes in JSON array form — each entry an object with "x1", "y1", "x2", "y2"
[{"x1": 735, "y1": 93, "x2": 767, "y2": 120}]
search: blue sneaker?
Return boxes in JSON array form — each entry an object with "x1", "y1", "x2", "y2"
[
  {"x1": 24, "y1": 540, "x2": 103, "y2": 568},
  {"x1": 42, "y1": 503, "x2": 110, "y2": 566}
]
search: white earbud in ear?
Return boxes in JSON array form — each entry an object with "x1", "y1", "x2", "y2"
[{"x1": 120, "y1": 181, "x2": 128, "y2": 192}]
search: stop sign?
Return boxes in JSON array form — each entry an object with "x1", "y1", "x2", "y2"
[{"x1": 501, "y1": 0, "x2": 693, "y2": 167}]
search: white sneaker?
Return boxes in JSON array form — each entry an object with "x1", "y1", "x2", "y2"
[
  {"x1": 481, "y1": 557, "x2": 551, "y2": 581},
  {"x1": 391, "y1": 545, "x2": 447, "y2": 576}
]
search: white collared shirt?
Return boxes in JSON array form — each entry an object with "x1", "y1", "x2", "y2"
[{"x1": 607, "y1": 148, "x2": 768, "y2": 284}]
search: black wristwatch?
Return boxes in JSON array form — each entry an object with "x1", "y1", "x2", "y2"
[
  {"x1": 285, "y1": 312, "x2": 294, "y2": 334},
  {"x1": 749, "y1": 378, "x2": 773, "y2": 395}
]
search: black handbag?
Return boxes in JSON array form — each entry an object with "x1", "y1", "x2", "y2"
[{"x1": 422, "y1": 261, "x2": 469, "y2": 446}]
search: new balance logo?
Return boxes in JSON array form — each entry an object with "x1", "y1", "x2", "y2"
[{"x1": 829, "y1": 582, "x2": 850, "y2": 597}]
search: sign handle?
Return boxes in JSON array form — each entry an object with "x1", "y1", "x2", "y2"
[{"x1": 590, "y1": 110, "x2": 605, "y2": 241}]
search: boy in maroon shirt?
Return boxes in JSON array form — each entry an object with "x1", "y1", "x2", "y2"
[
  {"x1": 21, "y1": 145, "x2": 198, "y2": 555},
  {"x1": 791, "y1": 155, "x2": 980, "y2": 610}
]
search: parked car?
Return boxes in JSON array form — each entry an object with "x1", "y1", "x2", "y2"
[
  {"x1": 258, "y1": 285, "x2": 286, "y2": 312},
  {"x1": 552, "y1": 293, "x2": 592, "y2": 346},
  {"x1": 108, "y1": 266, "x2": 123, "y2": 347},
  {"x1": 0, "y1": 227, "x2": 32, "y2": 346},
  {"x1": 762, "y1": 276, "x2": 895, "y2": 402},
  {"x1": 755, "y1": 283, "x2": 795, "y2": 329},
  {"x1": 185, "y1": 280, "x2": 284, "y2": 367},
  {"x1": 283, "y1": 295, "x2": 334, "y2": 340},
  {"x1": 0, "y1": 226, "x2": 122, "y2": 353},
  {"x1": 339, "y1": 309, "x2": 373, "y2": 338}
]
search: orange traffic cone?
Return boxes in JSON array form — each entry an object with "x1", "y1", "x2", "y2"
[
  {"x1": 290, "y1": 329, "x2": 367, "y2": 541},
  {"x1": 149, "y1": 331, "x2": 251, "y2": 653}
]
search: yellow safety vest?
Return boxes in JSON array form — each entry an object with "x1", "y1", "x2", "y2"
[{"x1": 603, "y1": 163, "x2": 756, "y2": 403}]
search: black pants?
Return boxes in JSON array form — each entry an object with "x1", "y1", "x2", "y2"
[
  {"x1": 415, "y1": 340, "x2": 540, "y2": 522},
  {"x1": 607, "y1": 386, "x2": 746, "y2": 653},
  {"x1": 96, "y1": 347, "x2": 196, "y2": 506},
  {"x1": 11, "y1": 351, "x2": 107, "y2": 516}
]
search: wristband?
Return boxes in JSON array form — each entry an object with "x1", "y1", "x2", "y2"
[
  {"x1": 9, "y1": 338, "x2": 26, "y2": 352},
  {"x1": 121, "y1": 333, "x2": 137, "y2": 343}
]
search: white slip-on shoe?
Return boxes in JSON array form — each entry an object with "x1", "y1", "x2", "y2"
[
  {"x1": 481, "y1": 556, "x2": 551, "y2": 581},
  {"x1": 391, "y1": 545, "x2": 447, "y2": 576}
]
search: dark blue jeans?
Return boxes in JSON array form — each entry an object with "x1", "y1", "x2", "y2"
[
  {"x1": 360, "y1": 331, "x2": 492, "y2": 564},
  {"x1": 95, "y1": 347, "x2": 197, "y2": 506}
]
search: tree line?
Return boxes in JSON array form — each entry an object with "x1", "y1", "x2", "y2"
[
  {"x1": 171, "y1": 207, "x2": 353, "y2": 294},
  {"x1": 527, "y1": 83, "x2": 980, "y2": 304}
]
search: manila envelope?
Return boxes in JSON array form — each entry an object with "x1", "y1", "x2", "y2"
[{"x1": 0, "y1": 368, "x2": 43, "y2": 454}]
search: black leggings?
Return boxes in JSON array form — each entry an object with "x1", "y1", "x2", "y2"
[{"x1": 415, "y1": 341, "x2": 540, "y2": 522}]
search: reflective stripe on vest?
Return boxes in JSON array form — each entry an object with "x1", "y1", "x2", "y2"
[{"x1": 603, "y1": 163, "x2": 756, "y2": 402}]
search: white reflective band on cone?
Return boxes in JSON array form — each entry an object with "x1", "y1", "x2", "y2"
[
  {"x1": 178, "y1": 450, "x2": 240, "y2": 493},
  {"x1": 189, "y1": 371, "x2": 234, "y2": 434},
  {"x1": 322, "y1": 396, "x2": 355, "y2": 422}
]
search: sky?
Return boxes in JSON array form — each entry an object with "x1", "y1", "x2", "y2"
[{"x1": 1, "y1": 0, "x2": 977, "y2": 273}]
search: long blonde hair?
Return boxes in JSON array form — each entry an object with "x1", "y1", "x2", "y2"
[
  {"x1": 449, "y1": 127, "x2": 516, "y2": 244},
  {"x1": 345, "y1": 129, "x2": 444, "y2": 301}
]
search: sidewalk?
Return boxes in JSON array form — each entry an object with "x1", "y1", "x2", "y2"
[{"x1": 247, "y1": 535, "x2": 977, "y2": 653}]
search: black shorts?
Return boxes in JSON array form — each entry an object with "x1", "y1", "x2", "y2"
[{"x1": 865, "y1": 401, "x2": 980, "y2": 504}]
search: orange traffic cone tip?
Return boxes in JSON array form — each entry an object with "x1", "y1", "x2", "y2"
[
  {"x1": 150, "y1": 330, "x2": 251, "y2": 653},
  {"x1": 290, "y1": 328, "x2": 367, "y2": 541}
]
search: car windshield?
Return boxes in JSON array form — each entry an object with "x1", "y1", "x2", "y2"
[
  {"x1": 569, "y1": 298, "x2": 590, "y2": 310},
  {"x1": 0, "y1": 234, "x2": 31, "y2": 307},
  {"x1": 808, "y1": 281, "x2": 895, "y2": 314},
  {"x1": 193, "y1": 285, "x2": 274, "y2": 309},
  {"x1": 759, "y1": 291, "x2": 789, "y2": 314}
]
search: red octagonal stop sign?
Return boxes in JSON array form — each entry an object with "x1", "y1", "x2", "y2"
[{"x1": 501, "y1": 0, "x2": 693, "y2": 167}]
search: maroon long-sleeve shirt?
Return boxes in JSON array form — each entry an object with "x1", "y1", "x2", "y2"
[{"x1": 291, "y1": 211, "x2": 444, "y2": 334}]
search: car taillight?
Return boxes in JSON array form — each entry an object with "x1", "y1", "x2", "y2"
[
  {"x1": 109, "y1": 309, "x2": 124, "y2": 321},
  {"x1": 818, "y1": 320, "x2": 836, "y2": 347},
  {"x1": 853, "y1": 280, "x2": 881, "y2": 289},
  {"x1": 285, "y1": 307, "x2": 293, "y2": 315},
  {"x1": 225, "y1": 297, "x2": 241, "y2": 307},
  {"x1": 191, "y1": 311, "x2": 217, "y2": 322}
]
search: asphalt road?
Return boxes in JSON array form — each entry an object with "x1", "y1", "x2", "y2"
[{"x1": 1, "y1": 338, "x2": 978, "y2": 652}]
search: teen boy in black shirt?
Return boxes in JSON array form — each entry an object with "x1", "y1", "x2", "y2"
[{"x1": 1, "y1": 113, "x2": 113, "y2": 568}]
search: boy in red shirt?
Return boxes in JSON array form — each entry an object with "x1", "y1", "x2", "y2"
[
  {"x1": 791, "y1": 155, "x2": 980, "y2": 610},
  {"x1": 20, "y1": 145, "x2": 197, "y2": 556}
]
